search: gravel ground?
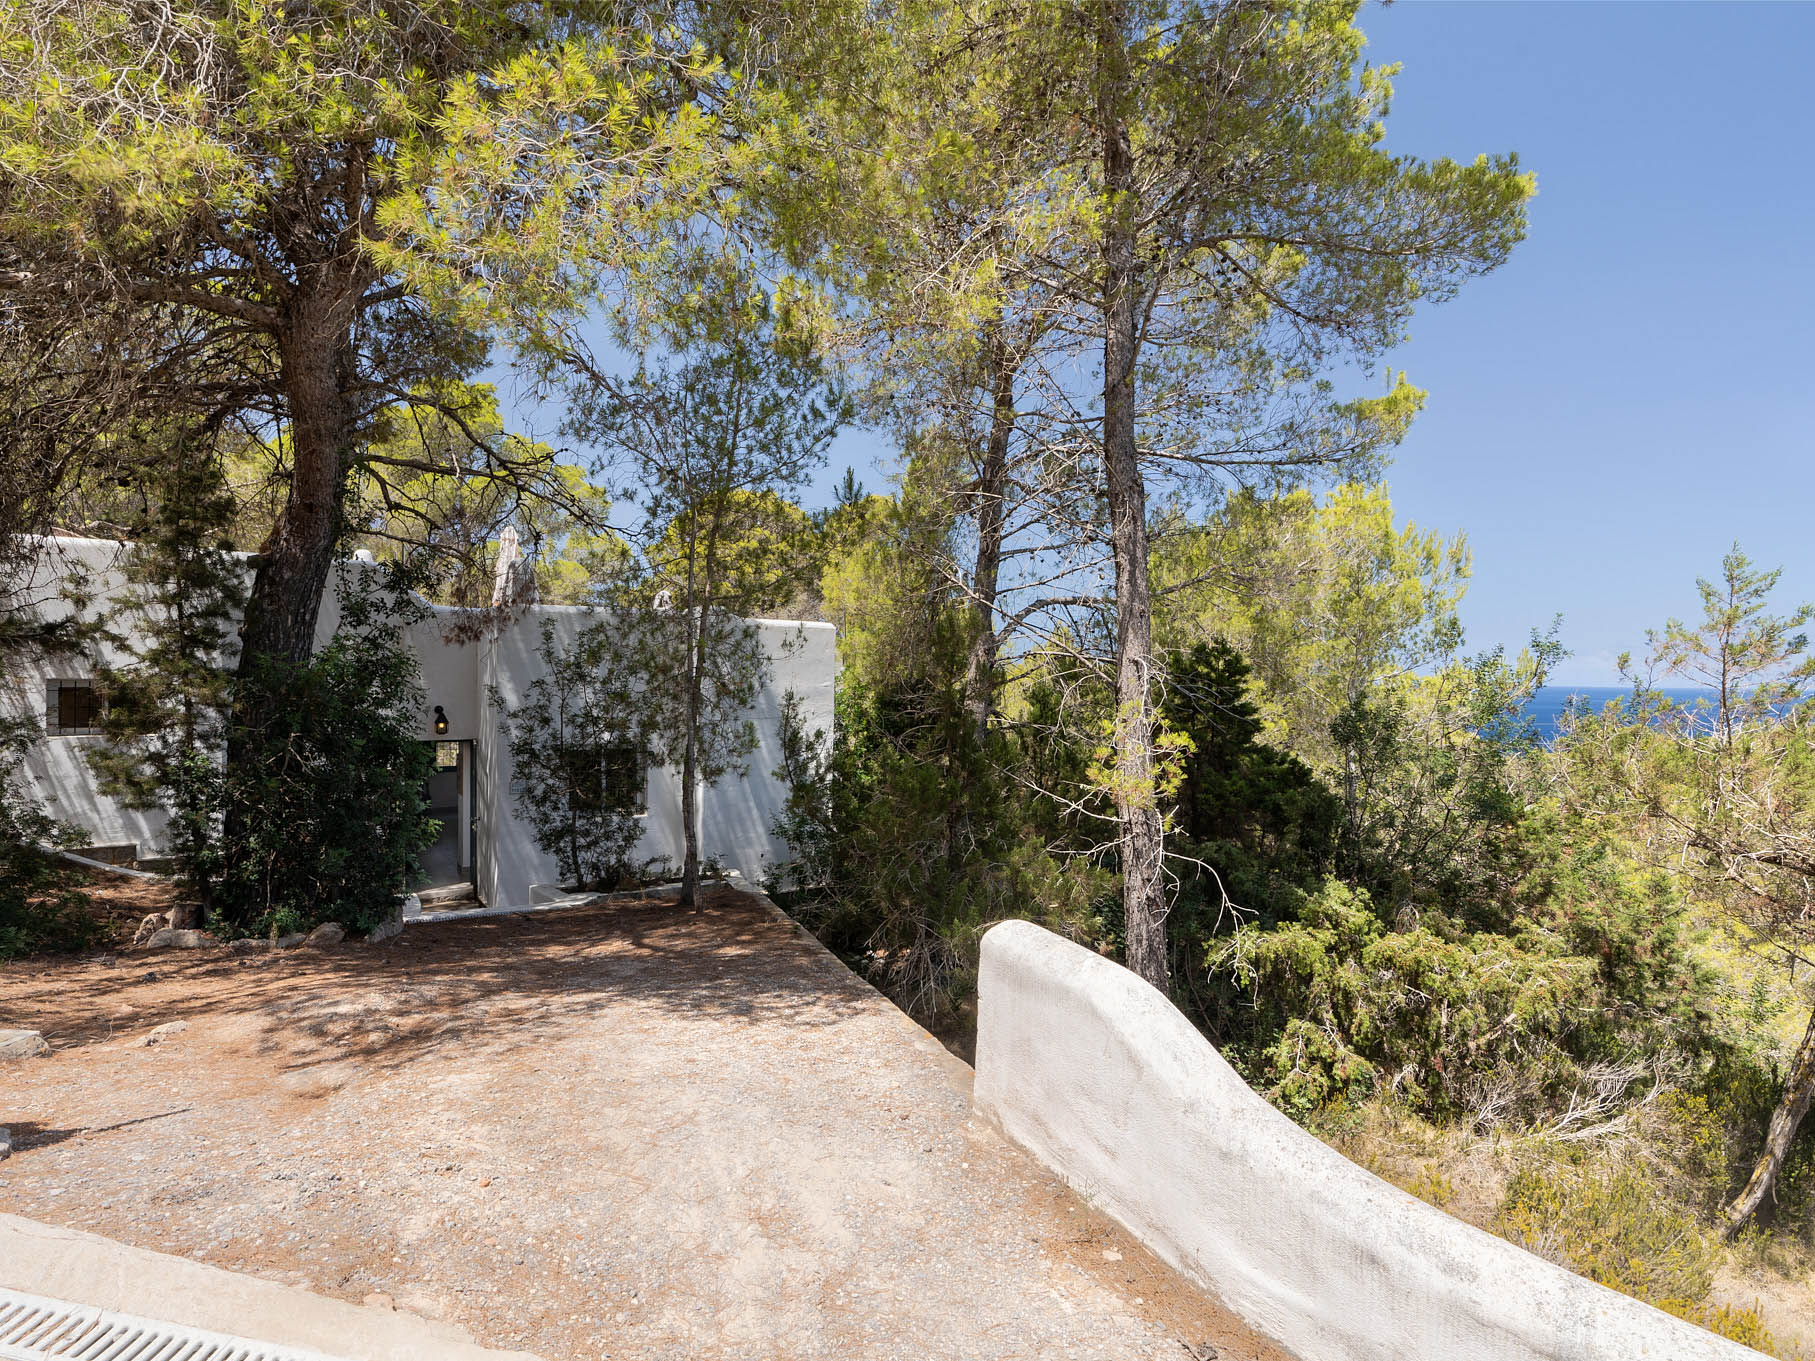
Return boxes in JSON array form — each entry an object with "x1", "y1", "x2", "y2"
[{"x1": 0, "y1": 888, "x2": 1294, "y2": 1361}]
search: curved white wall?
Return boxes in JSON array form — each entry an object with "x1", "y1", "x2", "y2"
[{"x1": 973, "y1": 920, "x2": 1757, "y2": 1361}]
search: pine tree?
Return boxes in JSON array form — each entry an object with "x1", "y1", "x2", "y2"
[{"x1": 91, "y1": 433, "x2": 246, "y2": 925}]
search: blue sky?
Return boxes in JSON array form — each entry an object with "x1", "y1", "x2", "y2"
[
  {"x1": 1350, "y1": 1, "x2": 1815, "y2": 684},
  {"x1": 494, "y1": 3, "x2": 1814, "y2": 686}
]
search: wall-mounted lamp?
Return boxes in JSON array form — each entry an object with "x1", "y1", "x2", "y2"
[{"x1": 433, "y1": 705, "x2": 449, "y2": 736}]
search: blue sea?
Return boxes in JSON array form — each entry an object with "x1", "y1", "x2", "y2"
[{"x1": 1523, "y1": 686, "x2": 1714, "y2": 742}]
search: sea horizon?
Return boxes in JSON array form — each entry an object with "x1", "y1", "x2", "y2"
[{"x1": 1524, "y1": 684, "x2": 1715, "y2": 741}]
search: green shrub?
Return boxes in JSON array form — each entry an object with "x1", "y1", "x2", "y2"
[
  {"x1": 1200, "y1": 808, "x2": 1713, "y2": 1130},
  {"x1": 1657, "y1": 1299, "x2": 1779, "y2": 1354},
  {"x1": 1496, "y1": 1157, "x2": 1719, "y2": 1305},
  {"x1": 1212, "y1": 878, "x2": 1616, "y2": 1120},
  {"x1": 204, "y1": 576, "x2": 436, "y2": 937},
  {"x1": 1493, "y1": 1152, "x2": 1792, "y2": 1351},
  {"x1": 773, "y1": 676, "x2": 1111, "y2": 1026},
  {"x1": 1661, "y1": 1068, "x2": 1815, "y2": 1238}
]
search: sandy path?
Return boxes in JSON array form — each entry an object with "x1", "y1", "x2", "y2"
[{"x1": 0, "y1": 889, "x2": 1292, "y2": 1361}]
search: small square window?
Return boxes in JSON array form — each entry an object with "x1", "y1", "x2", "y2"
[
  {"x1": 562, "y1": 742, "x2": 647, "y2": 817},
  {"x1": 45, "y1": 679, "x2": 103, "y2": 736},
  {"x1": 601, "y1": 744, "x2": 648, "y2": 816},
  {"x1": 434, "y1": 741, "x2": 461, "y2": 771}
]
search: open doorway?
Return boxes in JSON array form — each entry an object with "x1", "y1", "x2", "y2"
[{"x1": 417, "y1": 739, "x2": 475, "y2": 898}]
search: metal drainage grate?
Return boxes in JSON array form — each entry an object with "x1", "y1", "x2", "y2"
[{"x1": 0, "y1": 1287, "x2": 356, "y2": 1361}]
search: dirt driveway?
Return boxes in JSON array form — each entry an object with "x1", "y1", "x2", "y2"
[{"x1": 0, "y1": 888, "x2": 1292, "y2": 1361}]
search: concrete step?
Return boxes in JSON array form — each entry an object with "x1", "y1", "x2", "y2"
[{"x1": 415, "y1": 883, "x2": 477, "y2": 908}]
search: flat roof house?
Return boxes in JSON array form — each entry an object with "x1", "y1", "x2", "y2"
[{"x1": 5, "y1": 536, "x2": 835, "y2": 908}]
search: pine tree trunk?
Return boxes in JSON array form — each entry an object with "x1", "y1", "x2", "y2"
[
  {"x1": 219, "y1": 298, "x2": 355, "y2": 925},
  {"x1": 961, "y1": 331, "x2": 1016, "y2": 748},
  {"x1": 679, "y1": 608, "x2": 706, "y2": 908},
  {"x1": 240, "y1": 314, "x2": 354, "y2": 678},
  {"x1": 1724, "y1": 1004, "x2": 1815, "y2": 1238},
  {"x1": 1098, "y1": 1, "x2": 1168, "y2": 992}
]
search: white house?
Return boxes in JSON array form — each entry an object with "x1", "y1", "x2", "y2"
[{"x1": 4, "y1": 536, "x2": 836, "y2": 908}]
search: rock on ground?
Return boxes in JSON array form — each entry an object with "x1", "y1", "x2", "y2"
[
  {"x1": 144, "y1": 929, "x2": 217, "y2": 950},
  {"x1": 0, "y1": 1029, "x2": 48, "y2": 1060},
  {"x1": 305, "y1": 923, "x2": 345, "y2": 947},
  {"x1": 132, "y1": 912, "x2": 173, "y2": 946},
  {"x1": 131, "y1": 1021, "x2": 189, "y2": 1048}
]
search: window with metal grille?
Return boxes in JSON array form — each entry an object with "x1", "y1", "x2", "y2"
[
  {"x1": 44, "y1": 680, "x2": 103, "y2": 736},
  {"x1": 601, "y1": 743, "x2": 647, "y2": 816},
  {"x1": 562, "y1": 742, "x2": 648, "y2": 816}
]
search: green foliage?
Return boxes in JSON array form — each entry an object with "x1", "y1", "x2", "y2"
[
  {"x1": 0, "y1": 714, "x2": 97, "y2": 960},
  {"x1": 203, "y1": 573, "x2": 437, "y2": 937},
  {"x1": 1153, "y1": 484, "x2": 1471, "y2": 772},
  {"x1": 495, "y1": 619, "x2": 646, "y2": 893},
  {"x1": 1218, "y1": 879, "x2": 1576, "y2": 1117},
  {"x1": 346, "y1": 381, "x2": 609, "y2": 610},
  {"x1": 563, "y1": 264, "x2": 848, "y2": 899},
  {"x1": 774, "y1": 663, "x2": 1110, "y2": 1026},
  {"x1": 89, "y1": 441, "x2": 246, "y2": 898},
  {"x1": 1658, "y1": 1300, "x2": 1779, "y2": 1355},
  {"x1": 1205, "y1": 812, "x2": 1710, "y2": 1127},
  {"x1": 1163, "y1": 640, "x2": 1341, "y2": 886},
  {"x1": 1642, "y1": 542, "x2": 1814, "y2": 743},
  {"x1": 1560, "y1": 548, "x2": 1815, "y2": 1236},
  {"x1": 1659, "y1": 1069, "x2": 1815, "y2": 1236},
  {"x1": 1331, "y1": 629, "x2": 1561, "y2": 914}
]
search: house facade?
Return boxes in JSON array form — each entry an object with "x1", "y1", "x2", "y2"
[{"x1": 6, "y1": 536, "x2": 835, "y2": 908}]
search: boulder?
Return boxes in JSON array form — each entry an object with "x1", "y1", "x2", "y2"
[
  {"x1": 305, "y1": 922, "x2": 346, "y2": 947},
  {"x1": 367, "y1": 916, "x2": 404, "y2": 944},
  {"x1": 226, "y1": 938, "x2": 266, "y2": 955},
  {"x1": 0, "y1": 1127, "x2": 12, "y2": 1160},
  {"x1": 0, "y1": 1030, "x2": 49, "y2": 1060},
  {"x1": 275, "y1": 932, "x2": 307, "y2": 948},
  {"x1": 131, "y1": 911, "x2": 173, "y2": 946},
  {"x1": 144, "y1": 928, "x2": 217, "y2": 950}
]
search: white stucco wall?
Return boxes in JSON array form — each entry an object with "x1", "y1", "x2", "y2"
[
  {"x1": 311, "y1": 568, "x2": 481, "y2": 742},
  {"x1": 9, "y1": 538, "x2": 834, "y2": 902},
  {"x1": 475, "y1": 606, "x2": 687, "y2": 907},
  {"x1": 5, "y1": 538, "x2": 181, "y2": 855},
  {"x1": 478, "y1": 607, "x2": 835, "y2": 907},
  {"x1": 700, "y1": 618, "x2": 836, "y2": 885},
  {"x1": 4, "y1": 540, "x2": 478, "y2": 859},
  {"x1": 972, "y1": 920, "x2": 1757, "y2": 1361}
]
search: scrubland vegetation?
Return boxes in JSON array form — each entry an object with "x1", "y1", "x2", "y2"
[
  {"x1": 775, "y1": 522, "x2": 1815, "y2": 1354},
  {"x1": 1, "y1": 1, "x2": 1805, "y2": 1348}
]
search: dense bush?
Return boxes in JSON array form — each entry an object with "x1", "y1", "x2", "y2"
[
  {"x1": 775, "y1": 674, "x2": 1111, "y2": 1027},
  {"x1": 1497, "y1": 1157, "x2": 1720, "y2": 1306},
  {"x1": 202, "y1": 577, "x2": 437, "y2": 937},
  {"x1": 1163, "y1": 640, "x2": 1341, "y2": 889},
  {"x1": 1491, "y1": 1134, "x2": 1784, "y2": 1353},
  {"x1": 1199, "y1": 818, "x2": 1712, "y2": 1127}
]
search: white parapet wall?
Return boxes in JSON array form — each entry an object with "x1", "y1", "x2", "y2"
[{"x1": 972, "y1": 919, "x2": 1758, "y2": 1361}]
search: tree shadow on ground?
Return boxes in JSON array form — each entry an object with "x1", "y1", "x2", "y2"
[
  {"x1": 0, "y1": 887, "x2": 880, "y2": 1083},
  {"x1": 3, "y1": 1108, "x2": 192, "y2": 1151}
]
